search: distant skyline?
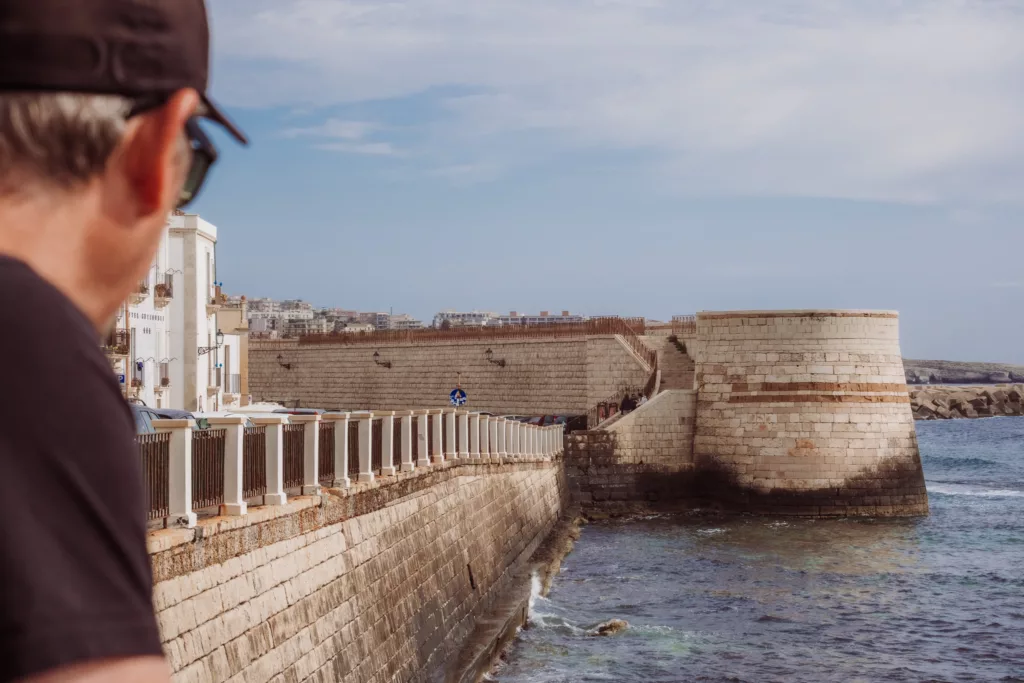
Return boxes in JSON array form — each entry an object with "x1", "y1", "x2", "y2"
[{"x1": 195, "y1": 0, "x2": 1024, "y2": 364}]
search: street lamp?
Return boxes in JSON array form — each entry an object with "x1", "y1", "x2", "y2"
[{"x1": 198, "y1": 330, "x2": 225, "y2": 356}]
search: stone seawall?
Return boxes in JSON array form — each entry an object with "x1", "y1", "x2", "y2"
[
  {"x1": 248, "y1": 336, "x2": 649, "y2": 415},
  {"x1": 149, "y1": 459, "x2": 565, "y2": 683},
  {"x1": 911, "y1": 384, "x2": 1024, "y2": 419},
  {"x1": 692, "y1": 310, "x2": 928, "y2": 517},
  {"x1": 567, "y1": 390, "x2": 697, "y2": 506}
]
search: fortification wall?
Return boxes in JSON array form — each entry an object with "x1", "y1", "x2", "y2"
[
  {"x1": 150, "y1": 459, "x2": 565, "y2": 683},
  {"x1": 693, "y1": 310, "x2": 928, "y2": 516},
  {"x1": 567, "y1": 390, "x2": 697, "y2": 505},
  {"x1": 249, "y1": 336, "x2": 648, "y2": 415}
]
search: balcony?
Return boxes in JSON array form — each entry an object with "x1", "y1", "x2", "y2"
[
  {"x1": 153, "y1": 277, "x2": 173, "y2": 309},
  {"x1": 102, "y1": 329, "x2": 131, "y2": 357},
  {"x1": 206, "y1": 285, "x2": 227, "y2": 314},
  {"x1": 155, "y1": 363, "x2": 170, "y2": 392},
  {"x1": 130, "y1": 280, "x2": 149, "y2": 305}
]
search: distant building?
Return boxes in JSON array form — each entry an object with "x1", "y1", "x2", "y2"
[
  {"x1": 433, "y1": 310, "x2": 499, "y2": 328},
  {"x1": 391, "y1": 314, "x2": 424, "y2": 330},
  {"x1": 339, "y1": 323, "x2": 375, "y2": 333},
  {"x1": 497, "y1": 310, "x2": 586, "y2": 326}
]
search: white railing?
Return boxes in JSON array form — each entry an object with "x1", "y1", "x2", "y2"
[{"x1": 147, "y1": 409, "x2": 565, "y2": 529}]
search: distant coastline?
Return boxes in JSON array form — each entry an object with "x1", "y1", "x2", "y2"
[{"x1": 904, "y1": 359, "x2": 1024, "y2": 385}]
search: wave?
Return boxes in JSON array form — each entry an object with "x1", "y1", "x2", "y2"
[
  {"x1": 928, "y1": 483, "x2": 1024, "y2": 498},
  {"x1": 697, "y1": 528, "x2": 727, "y2": 536},
  {"x1": 925, "y1": 456, "x2": 1002, "y2": 469}
]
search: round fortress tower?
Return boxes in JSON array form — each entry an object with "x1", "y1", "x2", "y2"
[{"x1": 692, "y1": 310, "x2": 928, "y2": 516}]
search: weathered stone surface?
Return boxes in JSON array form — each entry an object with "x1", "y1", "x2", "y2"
[
  {"x1": 248, "y1": 336, "x2": 650, "y2": 415},
  {"x1": 690, "y1": 310, "x2": 928, "y2": 517},
  {"x1": 151, "y1": 460, "x2": 565, "y2": 683}
]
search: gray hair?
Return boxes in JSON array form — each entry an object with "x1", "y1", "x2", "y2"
[{"x1": 0, "y1": 92, "x2": 132, "y2": 196}]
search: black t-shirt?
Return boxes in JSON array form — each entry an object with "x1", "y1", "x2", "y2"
[{"x1": 0, "y1": 256, "x2": 163, "y2": 680}]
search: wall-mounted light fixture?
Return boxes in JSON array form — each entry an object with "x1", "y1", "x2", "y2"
[
  {"x1": 373, "y1": 350, "x2": 392, "y2": 369},
  {"x1": 276, "y1": 353, "x2": 292, "y2": 370},
  {"x1": 484, "y1": 348, "x2": 507, "y2": 368},
  {"x1": 198, "y1": 330, "x2": 225, "y2": 356}
]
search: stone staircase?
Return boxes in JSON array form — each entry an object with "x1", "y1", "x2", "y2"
[{"x1": 644, "y1": 335, "x2": 695, "y2": 391}]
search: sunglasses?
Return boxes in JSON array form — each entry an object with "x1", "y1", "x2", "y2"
[{"x1": 127, "y1": 99, "x2": 219, "y2": 209}]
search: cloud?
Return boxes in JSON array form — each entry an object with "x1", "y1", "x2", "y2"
[
  {"x1": 282, "y1": 118, "x2": 377, "y2": 140},
  {"x1": 315, "y1": 141, "x2": 402, "y2": 156},
  {"x1": 209, "y1": 0, "x2": 1024, "y2": 202}
]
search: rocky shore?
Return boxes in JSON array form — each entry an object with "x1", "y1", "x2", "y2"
[
  {"x1": 905, "y1": 359, "x2": 1024, "y2": 385},
  {"x1": 910, "y1": 384, "x2": 1024, "y2": 420}
]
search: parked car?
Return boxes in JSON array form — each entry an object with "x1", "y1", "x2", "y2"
[
  {"x1": 131, "y1": 404, "x2": 164, "y2": 434},
  {"x1": 192, "y1": 411, "x2": 255, "y2": 428},
  {"x1": 272, "y1": 408, "x2": 327, "y2": 415}
]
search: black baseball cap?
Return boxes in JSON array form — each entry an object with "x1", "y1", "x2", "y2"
[{"x1": 0, "y1": 0, "x2": 247, "y2": 145}]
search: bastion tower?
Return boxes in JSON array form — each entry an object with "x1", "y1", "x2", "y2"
[{"x1": 692, "y1": 310, "x2": 928, "y2": 516}]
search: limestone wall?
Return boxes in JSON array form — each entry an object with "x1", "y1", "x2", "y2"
[
  {"x1": 566, "y1": 390, "x2": 696, "y2": 505},
  {"x1": 150, "y1": 460, "x2": 565, "y2": 683},
  {"x1": 249, "y1": 336, "x2": 649, "y2": 415},
  {"x1": 693, "y1": 310, "x2": 928, "y2": 516}
]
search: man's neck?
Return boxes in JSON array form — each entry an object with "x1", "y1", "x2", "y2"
[{"x1": 0, "y1": 196, "x2": 109, "y2": 333}]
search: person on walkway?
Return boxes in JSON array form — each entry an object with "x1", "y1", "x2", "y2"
[
  {"x1": 0, "y1": 2, "x2": 246, "y2": 681},
  {"x1": 638, "y1": 393, "x2": 648, "y2": 407}
]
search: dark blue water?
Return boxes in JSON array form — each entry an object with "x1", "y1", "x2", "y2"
[{"x1": 497, "y1": 419, "x2": 1024, "y2": 682}]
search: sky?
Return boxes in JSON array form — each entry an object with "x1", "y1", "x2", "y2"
[{"x1": 194, "y1": 0, "x2": 1024, "y2": 363}]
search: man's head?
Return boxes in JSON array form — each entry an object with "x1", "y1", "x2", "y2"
[{"x1": 0, "y1": 0, "x2": 246, "y2": 331}]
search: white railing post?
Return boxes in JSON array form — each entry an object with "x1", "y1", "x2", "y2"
[
  {"x1": 527, "y1": 425, "x2": 535, "y2": 457},
  {"x1": 323, "y1": 413, "x2": 351, "y2": 488},
  {"x1": 479, "y1": 415, "x2": 489, "y2": 462},
  {"x1": 290, "y1": 414, "x2": 321, "y2": 495},
  {"x1": 356, "y1": 412, "x2": 375, "y2": 483},
  {"x1": 501, "y1": 418, "x2": 510, "y2": 459},
  {"x1": 432, "y1": 409, "x2": 445, "y2": 464},
  {"x1": 416, "y1": 410, "x2": 432, "y2": 467},
  {"x1": 380, "y1": 411, "x2": 397, "y2": 477},
  {"x1": 207, "y1": 416, "x2": 246, "y2": 516},
  {"x1": 458, "y1": 411, "x2": 470, "y2": 459},
  {"x1": 469, "y1": 413, "x2": 481, "y2": 460},
  {"x1": 250, "y1": 415, "x2": 288, "y2": 505},
  {"x1": 153, "y1": 418, "x2": 196, "y2": 528},
  {"x1": 444, "y1": 409, "x2": 457, "y2": 459},
  {"x1": 399, "y1": 411, "x2": 415, "y2": 472},
  {"x1": 510, "y1": 420, "x2": 520, "y2": 458}
]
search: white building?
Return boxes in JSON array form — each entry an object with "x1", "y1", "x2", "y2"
[
  {"x1": 432, "y1": 310, "x2": 499, "y2": 328},
  {"x1": 497, "y1": 310, "x2": 586, "y2": 326}
]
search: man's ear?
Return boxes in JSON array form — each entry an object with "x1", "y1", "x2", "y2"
[{"x1": 119, "y1": 89, "x2": 200, "y2": 217}]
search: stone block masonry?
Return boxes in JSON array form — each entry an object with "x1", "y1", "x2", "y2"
[
  {"x1": 249, "y1": 336, "x2": 650, "y2": 415},
  {"x1": 150, "y1": 459, "x2": 565, "y2": 683},
  {"x1": 693, "y1": 310, "x2": 928, "y2": 516},
  {"x1": 567, "y1": 390, "x2": 697, "y2": 505}
]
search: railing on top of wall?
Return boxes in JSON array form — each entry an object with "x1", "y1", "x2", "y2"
[
  {"x1": 142, "y1": 410, "x2": 565, "y2": 530},
  {"x1": 671, "y1": 314, "x2": 697, "y2": 336},
  {"x1": 295, "y1": 316, "x2": 648, "y2": 346}
]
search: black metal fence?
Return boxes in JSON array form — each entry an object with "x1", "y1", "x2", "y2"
[
  {"x1": 138, "y1": 432, "x2": 170, "y2": 520},
  {"x1": 283, "y1": 423, "x2": 304, "y2": 489},
  {"x1": 412, "y1": 418, "x2": 420, "y2": 460},
  {"x1": 192, "y1": 428, "x2": 226, "y2": 510},
  {"x1": 371, "y1": 419, "x2": 383, "y2": 473},
  {"x1": 243, "y1": 425, "x2": 267, "y2": 499},
  {"x1": 393, "y1": 418, "x2": 403, "y2": 464},
  {"x1": 347, "y1": 421, "x2": 360, "y2": 479},
  {"x1": 318, "y1": 421, "x2": 335, "y2": 484}
]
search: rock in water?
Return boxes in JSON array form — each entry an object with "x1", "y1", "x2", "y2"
[{"x1": 590, "y1": 619, "x2": 629, "y2": 636}]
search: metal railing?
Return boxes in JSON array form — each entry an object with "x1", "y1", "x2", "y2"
[
  {"x1": 159, "y1": 362, "x2": 170, "y2": 387},
  {"x1": 243, "y1": 426, "x2": 267, "y2": 499},
  {"x1": 103, "y1": 329, "x2": 131, "y2": 356},
  {"x1": 138, "y1": 432, "x2": 170, "y2": 520},
  {"x1": 671, "y1": 314, "x2": 697, "y2": 336},
  {"x1": 347, "y1": 421, "x2": 360, "y2": 478},
  {"x1": 441, "y1": 418, "x2": 448, "y2": 454},
  {"x1": 371, "y1": 419, "x2": 383, "y2": 473},
  {"x1": 585, "y1": 385, "x2": 642, "y2": 429},
  {"x1": 393, "y1": 419, "x2": 403, "y2": 464},
  {"x1": 297, "y1": 316, "x2": 649, "y2": 346},
  {"x1": 411, "y1": 418, "x2": 420, "y2": 460},
  {"x1": 154, "y1": 274, "x2": 174, "y2": 300},
  {"x1": 192, "y1": 429, "x2": 226, "y2": 510},
  {"x1": 319, "y1": 421, "x2": 335, "y2": 484},
  {"x1": 455, "y1": 418, "x2": 461, "y2": 454},
  {"x1": 427, "y1": 418, "x2": 434, "y2": 458},
  {"x1": 282, "y1": 423, "x2": 304, "y2": 489}
]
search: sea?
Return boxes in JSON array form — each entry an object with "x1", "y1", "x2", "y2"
[{"x1": 495, "y1": 419, "x2": 1024, "y2": 682}]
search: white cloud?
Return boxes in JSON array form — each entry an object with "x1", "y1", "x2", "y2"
[
  {"x1": 209, "y1": 0, "x2": 1024, "y2": 202},
  {"x1": 315, "y1": 141, "x2": 402, "y2": 156},
  {"x1": 282, "y1": 118, "x2": 377, "y2": 140}
]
